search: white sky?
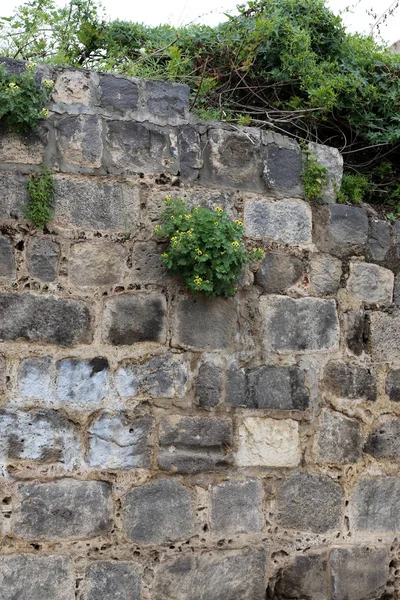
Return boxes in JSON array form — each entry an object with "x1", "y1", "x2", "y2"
[{"x1": 2, "y1": 0, "x2": 399, "y2": 44}]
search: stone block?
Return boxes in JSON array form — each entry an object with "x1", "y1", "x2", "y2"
[
  {"x1": 274, "y1": 551, "x2": 329, "y2": 600},
  {"x1": 0, "y1": 236, "x2": 16, "y2": 279},
  {"x1": 178, "y1": 125, "x2": 203, "y2": 180},
  {"x1": 309, "y1": 253, "x2": 342, "y2": 294},
  {"x1": 0, "y1": 172, "x2": 28, "y2": 220},
  {"x1": 99, "y1": 74, "x2": 139, "y2": 112},
  {"x1": 56, "y1": 358, "x2": 109, "y2": 410},
  {"x1": 0, "y1": 555, "x2": 74, "y2": 600},
  {"x1": 344, "y1": 310, "x2": 366, "y2": 356},
  {"x1": 370, "y1": 311, "x2": 400, "y2": 361},
  {"x1": 236, "y1": 417, "x2": 300, "y2": 467},
  {"x1": 244, "y1": 198, "x2": 312, "y2": 246},
  {"x1": 56, "y1": 115, "x2": 103, "y2": 169},
  {"x1": 154, "y1": 548, "x2": 267, "y2": 600},
  {"x1": 346, "y1": 262, "x2": 393, "y2": 304},
  {"x1": 260, "y1": 296, "x2": 339, "y2": 354},
  {"x1": 103, "y1": 294, "x2": 167, "y2": 346},
  {"x1": 144, "y1": 80, "x2": 190, "y2": 124},
  {"x1": 69, "y1": 241, "x2": 126, "y2": 287},
  {"x1": 314, "y1": 204, "x2": 368, "y2": 257},
  {"x1": 0, "y1": 125, "x2": 47, "y2": 165},
  {"x1": 26, "y1": 237, "x2": 59, "y2": 282},
  {"x1": 227, "y1": 364, "x2": 309, "y2": 410},
  {"x1": 195, "y1": 358, "x2": 223, "y2": 409},
  {"x1": 14, "y1": 479, "x2": 112, "y2": 539},
  {"x1": 277, "y1": 472, "x2": 343, "y2": 533},
  {"x1": 54, "y1": 176, "x2": 140, "y2": 232},
  {"x1": 158, "y1": 415, "x2": 232, "y2": 474},
  {"x1": 330, "y1": 546, "x2": 389, "y2": 600},
  {"x1": 211, "y1": 479, "x2": 263, "y2": 536},
  {"x1": 394, "y1": 275, "x2": 400, "y2": 306},
  {"x1": 87, "y1": 413, "x2": 152, "y2": 469},
  {"x1": 316, "y1": 410, "x2": 362, "y2": 464},
  {"x1": 115, "y1": 354, "x2": 188, "y2": 399},
  {"x1": 386, "y1": 369, "x2": 400, "y2": 401},
  {"x1": 308, "y1": 141, "x2": 343, "y2": 203},
  {"x1": 364, "y1": 418, "x2": 400, "y2": 461},
  {"x1": 322, "y1": 361, "x2": 377, "y2": 401},
  {"x1": 18, "y1": 356, "x2": 53, "y2": 401},
  {"x1": 172, "y1": 297, "x2": 236, "y2": 351},
  {"x1": 52, "y1": 69, "x2": 93, "y2": 107},
  {"x1": 82, "y1": 561, "x2": 142, "y2": 600},
  {"x1": 0, "y1": 293, "x2": 92, "y2": 346},
  {"x1": 263, "y1": 142, "x2": 303, "y2": 197},
  {"x1": 123, "y1": 479, "x2": 194, "y2": 544},
  {"x1": 131, "y1": 242, "x2": 170, "y2": 284},
  {"x1": 368, "y1": 219, "x2": 391, "y2": 262},
  {"x1": 351, "y1": 477, "x2": 400, "y2": 531},
  {"x1": 255, "y1": 253, "x2": 304, "y2": 293}
]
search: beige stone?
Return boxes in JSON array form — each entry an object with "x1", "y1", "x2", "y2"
[
  {"x1": 52, "y1": 70, "x2": 93, "y2": 105},
  {"x1": 346, "y1": 262, "x2": 394, "y2": 304},
  {"x1": 0, "y1": 132, "x2": 45, "y2": 164},
  {"x1": 69, "y1": 241, "x2": 126, "y2": 287},
  {"x1": 236, "y1": 417, "x2": 300, "y2": 467}
]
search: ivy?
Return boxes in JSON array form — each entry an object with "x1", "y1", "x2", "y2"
[{"x1": 25, "y1": 166, "x2": 55, "y2": 230}]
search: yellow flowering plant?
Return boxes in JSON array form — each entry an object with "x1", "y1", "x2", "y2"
[{"x1": 155, "y1": 197, "x2": 265, "y2": 297}]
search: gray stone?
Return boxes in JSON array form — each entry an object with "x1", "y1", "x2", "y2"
[
  {"x1": 260, "y1": 296, "x2": 339, "y2": 354},
  {"x1": 314, "y1": 204, "x2": 369, "y2": 257},
  {"x1": 368, "y1": 219, "x2": 391, "y2": 262},
  {"x1": 145, "y1": 80, "x2": 189, "y2": 123},
  {"x1": 364, "y1": 418, "x2": 400, "y2": 460},
  {"x1": 83, "y1": 561, "x2": 142, "y2": 600},
  {"x1": 255, "y1": 253, "x2": 304, "y2": 293},
  {"x1": 27, "y1": 237, "x2": 59, "y2": 282},
  {"x1": 330, "y1": 546, "x2": 389, "y2": 600},
  {"x1": 346, "y1": 262, "x2": 393, "y2": 305},
  {"x1": 131, "y1": 242, "x2": 170, "y2": 284},
  {"x1": 103, "y1": 294, "x2": 167, "y2": 345},
  {"x1": 0, "y1": 555, "x2": 74, "y2": 600},
  {"x1": 323, "y1": 361, "x2": 377, "y2": 401},
  {"x1": 99, "y1": 74, "x2": 139, "y2": 112},
  {"x1": 14, "y1": 479, "x2": 113, "y2": 539},
  {"x1": 195, "y1": 359, "x2": 223, "y2": 409},
  {"x1": 0, "y1": 172, "x2": 28, "y2": 220},
  {"x1": 70, "y1": 241, "x2": 126, "y2": 287},
  {"x1": 277, "y1": 472, "x2": 343, "y2": 533},
  {"x1": 87, "y1": 413, "x2": 152, "y2": 469},
  {"x1": 18, "y1": 356, "x2": 52, "y2": 401},
  {"x1": 309, "y1": 253, "x2": 342, "y2": 294},
  {"x1": 351, "y1": 477, "x2": 400, "y2": 531},
  {"x1": 178, "y1": 125, "x2": 203, "y2": 180},
  {"x1": 172, "y1": 297, "x2": 236, "y2": 351},
  {"x1": 211, "y1": 479, "x2": 263, "y2": 536},
  {"x1": 0, "y1": 124, "x2": 47, "y2": 165},
  {"x1": 0, "y1": 293, "x2": 92, "y2": 346},
  {"x1": 0, "y1": 236, "x2": 15, "y2": 279},
  {"x1": 308, "y1": 141, "x2": 343, "y2": 203},
  {"x1": 115, "y1": 354, "x2": 188, "y2": 399},
  {"x1": 274, "y1": 551, "x2": 329, "y2": 600},
  {"x1": 370, "y1": 311, "x2": 400, "y2": 361},
  {"x1": 0, "y1": 355, "x2": 5, "y2": 389},
  {"x1": 56, "y1": 115, "x2": 103, "y2": 169},
  {"x1": 394, "y1": 275, "x2": 400, "y2": 306},
  {"x1": 154, "y1": 548, "x2": 267, "y2": 600},
  {"x1": 316, "y1": 410, "x2": 362, "y2": 464},
  {"x1": 56, "y1": 358, "x2": 109, "y2": 410},
  {"x1": 344, "y1": 310, "x2": 366, "y2": 356},
  {"x1": 227, "y1": 364, "x2": 309, "y2": 410},
  {"x1": 264, "y1": 143, "x2": 303, "y2": 197},
  {"x1": 123, "y1": 479, "x2": 194, "y2": 544},
  {"x1": 386, "y1": 369, "x2": 400, "y2": 401},
  {"x1": 244, "y1": 198, "x2": 312, "y2": 246}
]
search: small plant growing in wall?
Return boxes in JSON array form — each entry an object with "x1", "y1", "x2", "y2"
[
  {"x1": 301, "y1": 147, "x2": 329, "y2": 202},
  {"x1": 25, "y1": 166, "x2": 55, "y2": 230},
  {"x1": 155, "y1": 197, "x2": 265, "y2": 297}
]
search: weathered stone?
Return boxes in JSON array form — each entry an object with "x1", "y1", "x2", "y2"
[
  {"x1": 330, "y1": 546, "x2": 389, "y2": 600},
  {"x1": 195, "y1": 358, "x2": 223, "y2": 409},
  {"x1": 314, "y1": 204, "x2": 369, "y2": 257},
  {"x1": 83, "y1": 561, "x2": 142, "y2": 600},
  {"x1": 309, "y1": 253, "x2": 342, "y2": 294},
  {"x1": 123, "y1": 479, "x2": 194, "y2": 544},
  {"x1": 103, "y1": 294, "x2": 167, "y2": 345},
  {"x1": 346, "y1": 262, "x2": 393, "y2": 304},
  {"x1": 0, "y1": 355, "x2": 5, "y2": 389},
  {"x1": 69, "y1": 241, "x2": 126, "y2": 287},
  {"x1": 0, "y1": 555, "x2": 74, "y2": 600},
  {"x1": 0, "y1": 236, "x2": 15, "y2": 279},
  {"x1": 386, "y1": 369, "x2": 400, "y2": 401},
  {"x1": 99, "y1": 74, "x2": 139, "y2": 112},
  {"x1": 244, "y1": 198, "x2": 312, "y2": 246},
  {"x1": 18, "y1": 356, "x2": 52, "y2": 401},
  {"x1": 370, "y1": 311, "x2": 400, "y2": 361},
  {"x1": 351, "y1": 477, "x2": 400, "y2": 531},
  {"x1": 0, "y1": 293, "x2": 92, "y2": 346},
  {"x1": 0, "y1": 172, "x2": 28, "y2": 220},
  {"x1": 56, "y1": 358, "x2": 109, "y2": 410},
  {"x1": 0, "y1": 124, "x2": 47, "y2": 165},
  {"x1": 236, "y1": 417, "x2": 300, "y2": 467},
  {"x1": 364, "y1": 418, "x2": 400, "y2": 460},
  {"x1": 344, "y1": 310, "x2": 366, "y2": 356},
  {"x1": 52, "y1": 69, "x2": 93, "y2": 107},
  {"x1": 27, "y1": 237, "x2": 59, "y2": 282},
  {"x1": 131, "y1": 242, "x2": 170, "y2": 284},
  {"x1": 227, "y1": 364, "x2": 309, "y2": 410},
  {"x1": 56, "y1": 115, "x2": 103, "y2": 169},
  {"x1": 178, "y1": 125, "x2": 203, "y2": 180},
  {"x1": 368, "y1": 219, "x2": 391, "y2": 262},
  {"x1": 277, "y1": 472, "x2": 343, "y2": 533},
  {"x1": 145, "y1": 80, "x2": 190, "y2": 124},
  {"x1": 158, "y1": 415, "x2": 232, "y2": 473},
  {"x1": 14, "y1": 479, "x2": 112, "y2": 539},
  {"x1": 274, "y1": 551, "x2": 329, "y2": 600},
  {"x1": 394, "y1": 275, "x2": 400, "y2": 306},
  {"x1": 172, "y1": 297, "x2": 236, "y2": 351},
  {"x1": 211, "y1": 479, "x2": 263, "y2": 536},
  {"x1": 308, "y1": 141, "x2": 343, "y2": 203},
  {"x1": 255, "y1": 253, "x2": 304, "y2": 293},
  {"x1": 323, "y1": 361, "x2": 377, "y2": 401},
  {"x1": 263, "y1": 143, "x2": 303, "y2": 198},
  {"x1": 116, "y1": 354, "x2": 188, "y2": 399},
  {"x1": 87, "y1": 413, "x2": 152, "y2": 469},
  {"x1": 260, "y1": 296, "x2": 339, "y2": 354},
  {"x1": 316, "y1": 410, "x2": 362, "y2": 464},
  {"x1": 154, "y1": 548, "x2": 267, "y2": 600}
]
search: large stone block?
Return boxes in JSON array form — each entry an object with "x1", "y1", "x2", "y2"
[
  {"x1": 195, "y1": 357, "x2": 223, "y2": 409},
  {"x1": 255, "y1": 253, "x2": 304, "y2": 293},
  {"x1": 18, "y1": 356, "x2": 53, "y2": 402},
  {"x1": 346, "y1": 262, "x2": 393, "y2": 305},
  {"x1": 344, "y1": 310, "x2": 366, "y2": 356},
  {"x1": 56, "y1": 358, "x2": 109, "y2": 410},
  {"x1": 144, "y1": 80, "x2": 190, "y2": 124},
  {"x1": 0, "y1": 236, "x2": 16, "y2": 279},
  {"x1": 236, "y1": 417, "x2": 300, "y2": 467},
  {"x1": 260, "y1": 296, "x2": 339, "y2": 354},
  {"x1": 211, "y1": 479, "x2": 263, "y2": 536},
  {"x1": 386, "y1": 369, "x2": 400, "y2": 401},
  {"x1": 364, "y1": 418, "x2": 400, "y2": 461},
  {"x1": 277, "y1": 472, "x2": 343, "y2": 533},
  {"x1": 368, "y1": 219, "x2": 391, "y2": 262},
  {"x1": 244, "y1": 198, "x2": 312, "y2": 246},
  {"x1": 115, "y1": 354, "x2": 188, "y2": 399},
  {"x1": 330, "y1": 546, "x2": 389, "y2": 600},
  {"x1": 263, "y1": 141, "x2": 303, "y2": 198},
  {"x1": 14, "y1": 479, "x2": 113, "y2": 540},
  {"x1": 154, "y1": 548, "x2": 267, "y2": 600},
  {"x1": 316, "y1": 410, "x2": 362, "y2": 464},
  {"x1": 308, "y1": 141, "x2": 343, "y2": 203},
  {"x1": 370, "y1": 311, "x2": 400, "y2": 361},
  {"x1": 99, "y1": 74, "x2": 139, "y2": 112},
  {"x1": 0, "y1": 555, "x2": 74, "y2": 600},
  {"x1": 0, "y1": 172, "x2": 28, "y2": 220},
  {"x1": 82, "y1": 561, "x2": 142, "y2": 600},
  {"x1": 26, "y1": 237, "x2": 59, "y2": 282},
  {"x1": 131, "y1": 242, "x2": 171, "y2": 284},
  {"x1": 123, "y1": 479, "x2": 194, "y2": 544},
  {"x1": 87, "y1": 413, "x2": 152, "y2": 469},
  {"x1": 178, "y1": 125, "x2": 203, "y2": 180},
  {"x1": 69, "y1": 241, "x2": 126, "y2": 287},
  {"x1": 103, "y1": 294, "x2": 167, "y2": 345},
  {"x1": 309, "y1": 253, "x2": 342, "y2": 295},
  {"x1": 322, "y1": 361, "x2": 377, "y2": 401},
  {"x1": 52, "y1": 69, "x2": 94, "y2": 108},
  {"x1": 274, "y1": 551, "x2": 329, "y2": 600},
  {"x1": 0, "y1": 125, "x2": 47, "y2": 165},
  {"x1": 351, "y1": 477, "x2": 400, "y2": 531},
  {"x1": 314, "y1": 204, "x2": 369, "y2": 257},
  {"x1": 56, "y1": 115, "x2": 103, "y2": 169},
  {"x1": 0, "y1": 293, "x2": 92, "y2": 346}
]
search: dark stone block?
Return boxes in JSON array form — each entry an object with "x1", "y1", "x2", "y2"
[
  {"x1": 317, "y1": 410, "x2": 362, "y2": 464},
  {"x1": 274, "y1": 551, "x2": 329, "y2": 600},
  {"x1": 83, "y1": 561, "x2": 142, "y2": 600},
  {"x1": 386, "y1": 369, "x2": 400, "y2": 401},
  {"x1": 344, "y1": 311, "x2": 367, "y2": 356},
  {"x1": 364, "y1": 418, "x2": 400, "y2": 460},
  {"x1": 103, "y1": 294, "x2": 167, "y2": 345},
  {"x1": 115, "y1": 354, "x2": 188, "y2": 399},
  {"x1": 255, "y1": 253, "x2": 303, "y2": 293},
  {"x1": 351, "y1": 477, "x2": 400, "y2": 531},
  {"x1": 330, "y1": 546, "x2": 389, "y2": 600},
  {"x1": 178, "y1": 125, "x2": 202, "y2": 180},
  {"x1": 368, "y1": 219, "x2": 391, "y2": 262},
  {"x1": 56, "y1": 115, "x2": 102, "y2": 168},
  {"x1": 323, "y1": 361, "x2": 377, "y2": 401},
  {"x1": 314, "y1": 204, "x2": 369, "y2": 257},
  {"x1": 264, "y1": 144, "x2": 302, "y2": 195},
  {"x1": 145, "y1": 80, "x2": 189, "y2": 119},
  {"x1": 99, "y1": 75, "x2": 139, "y2": 111},
  {"x1": 131, "y1": 242, "x2": 171, "y2": 284},
  {"x1": 27, "y1": 237, "x2": 59, "y2": 282},
  {"x1": 0, "y1": 172, "x2": 29, "y2": 220},
  {"x1": 195, "y1": 361, "x2": 223, "y2": 408},
  {"x1": 211, "y1": 479, "x2": 263, "y2": 536},
  {"x1": 0, "y1": 236, "x2": 15, "y2": 278}
]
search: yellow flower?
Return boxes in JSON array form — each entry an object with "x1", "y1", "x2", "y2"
[
  {"x1": 161, "y1": 252, "x2": 168, "y2": 258},
  {"x1": 195, "y1": 248, "x2": 202, "y2": 255},
  {"x1": 185, "y1": 214, "x2": 192, "y2": 219},
  {"x1": 27, "y1": 62, "x2": 37, "y2": 69},
  {"x1": 215, "y1": 206, "x2": 223, "y2": 212},
  {"x1": 194, "y1": 276, "x2": 203, "y2": 286},
  {"x1": 8, "y1": 82, "x2": 19, "y2": 89},
  {"x1": 154, "y1": 225, "x2": 161, "y2": 232},
  {"x1": 40, "y1": 108, "x2": 50, "y2": 117},
  {"x1": 171, "y1": 236, "x2": 178, "y2": 244},
  {"x1": 214, "y1": 222, "x2": 219, "y2": 226},
  {"x1": 42, "y1": 78, "x2": 54, "y2": 88},
  {"x1": 234, "y1": 219, "x2": 243, "y2": 226},
  {"x1": 194, "y1": 207, "x2": 199, "y2": 211},
  {"x1": 170, "y1": 215, "x2": 175, "y2": 220},
  {"x1": 231, "y1": 241, "x2": 240, "y2": 247}
]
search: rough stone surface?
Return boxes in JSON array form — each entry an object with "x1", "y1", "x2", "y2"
[
  {"x1": 145, "y1": 80, "x2": 189, "y2": 124},
  {"x1": 0, "y1": 236, "x2": 15, "y2": 279},
  {"x1": 323, "y1": 361, "x2": 377, "y2": 401},
  {"x1": 351, "y1": 477, "x2": 400, "y2": 531},
  {"x1": 255, "y1": 253, "x2": 304, "y2": 293},
  {"x1": 236, "y1": 417, "x2": 300, "y2": 467},
  {"x1": 368, "y1": 219, "x2": 391, "y2": 262},
  {"x1": 0, "y1": 172, "x2": 29, "y2": 220},
  {"x1": 69, "y1": 241, "x2": 126, "y2": 286},
  {"x1": 277, "y1": 472, "x2": 343, "y2": 533},
  {"x1": 274, "y1": 551, "x2": 329, "y2": 600},
  {"x1": 211, "y1": 479, "x2": 263, "y2": 536},
  {"x1": 18, "y1": 356, "x2": 52, "y2": 402},
  {"x1": 178, "y1": 125, "x2": 203, "y2": 179},
  {"x1": 103, "y1": 294, "x2": 167, "y2": 345},
  {"x1": 316, "y1": 410, "x2": 362, "y2": 464},
  {"x1": 370, "y1": 311, "x2": 400, "y2": 361},
  {"x1": 308, "y1": 141, "x2": 343, "y2": 203},
  {"x1": 56, "y1": 358, "x2": 109, "y2": 410},
  {"x1": 115, "y1": 354, "x2": 188, "y2": 399},
  {"x1": 0, "y1": 126, "x2": 47, "y2": 165},
  {"x1": 344, "y1": 310, "x2": 367, "y2": 356},
  {"x1": 263, "y1": 142, "x2": 303, "y2": 197},
  {"x1": 56, "y1": 115, "x2": 102, "y2": 169},
  {"x1": 131, "y1": 242, "x2": 170, "y2": 284},
  {"x1": 195, "y1": 358, "x2": 223, "y2": 409},
  {"x1": 260, "y1": 295, "x2": 339, "y2": 354},
  {"x1": 14, "y1": 479, "x2": 113, "y2": 539},
  {"x1": 244, "y1": 198, "x2": 312, "y2": 246},
  {"x1": 309, "y1": 253, "x2": 342, "y2": 294},
  {"x1": 123, "y1": 479, "x2": 194, "y2": 544},
  {"x1": 364, "y1": 418, "x2": 400, "y2": 461},
  {"x1": 346, "y1": 262, "x2": 393, "y2": 304},
  {"x1": 26, "y1": 237, "x2": 59, "y2": 282},
  {"x1": 99, "y1": 74, "x2": 139, "y2": 112},
  {"x1": 82, "y1": 561, "x2": 142, "y2": 600},
  {"x1": 330, "y1": 546, "x2": 389, "y2": 600},
  {"x1": 386, "y1": 369, "x2": 400, "y2": 401},
  {"x1": 314, "y1": 204, "x2": 369, "y2": 256},
  {"x1": 52, "y1": 69, "x2": 93, "y2": 107}
]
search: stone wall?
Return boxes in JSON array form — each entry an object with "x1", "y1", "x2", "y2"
[{"x1": 0, "y1": 57, "x2": 399, "y2": 599}]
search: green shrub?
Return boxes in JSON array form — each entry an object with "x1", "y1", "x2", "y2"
[
  {"x1": 25, "y1": 166, "x2": 55, "y2": 229},
  {"x1": 155, "y1": 198, "x2": 264, "y2": 297},
  {"x1": 337, "y1": 173, "x2": 370, "y2": 204},
  {"x1": 301, "y1": 151, "x2": 329, "y2": 202}
]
